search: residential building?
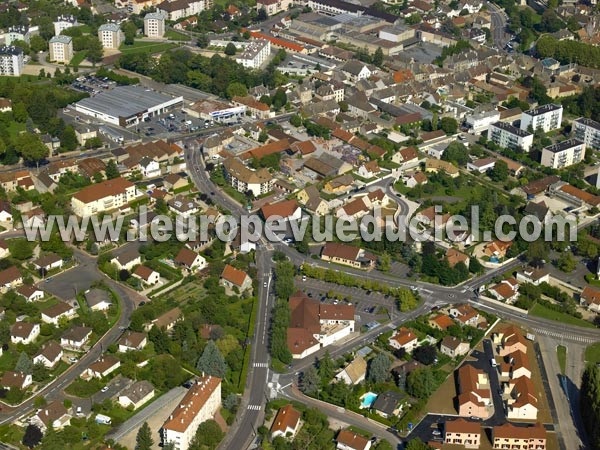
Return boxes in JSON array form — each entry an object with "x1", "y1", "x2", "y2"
[
  {"x1": 335, "y1": 355, "x2": 367, "y2": 385},
  {"x1": 0, "y1": 266, "x2": 21, "y2": 292},
  {"x1": 34, "y1": 341, "x2": 63, "y2": 368},
  {"x1": 49, "y1": 35, "x2": 73, "y2": 63},
  {"x1": 516, "y1": 267, "x2": 549, "y2": 286},
  {"x1": 580, "y1": 285, "x2": 600, "y2": 312},
  {"x1": 428, "y1": 314, "x2": 454, "y2": 331},
  {"x1": 98, "y1": 23, "x2": 123, "y2": 49},
  {"x1": 157, "y1": 0, "x2": 208, "y2": 21},
  {"x1": 144, "y1": 11, "x2": 167, "y2": 38},
  {"x1": 444, "y1": 418, "x2": 481, "y2": 449},
  {"x1": 84, "y1": 355, "x2": 121, "y2": 379},
  {"x1": 132, "y1": 265, "x2": 160, "y2": 285},
  {"x1": 41, "y1": 301, "x2": 76, "y2": 325},
  {"x1": 449, "y1": 304, "x2": 479, "y2": 327},
  {"x1": 84, "y1": 288, "x2": 113, "y2": 311},
  {"x1": 31, "y1": 401, "x2": 70, "y2": 432},
  {"x1": 161, "y1": 376, "x2": 222, "y2": 450},
  {"x1": 488, "y1": 122, "x2": 533, "y2": 152},
  {"x1": 321, "y1": 242, "x2": 376, "y2": 270},
  {"x1": 71, "y1": 177, "x2": 139, "y2": 217},
  {"x1": 388, "y1": 327, "x2": 418, "y2": 352},
  {"x1": 118, "y1": 331, "x2": 147, "y2": 352},
  {"x1": 222, "y1": 158, "x2": 273, "y2": 196},
  {"x1": 118, "y1": 380, "x2": 155, "y2": 409},
  {"x1": 492, "y1": 422, "x2": 546, "y2": 450},
  {"x1": 446, "y1": 248, "x2": 470, "y2": 268},
  {"x1": 34, "y1": 253, "x2": 64, "y2": 273},
  {"x1": 220, "y1": 264, "x2": 252, "y2": 293},
  {"x1": 465, "y1": 109, "x2": 500, "y2": 133},
  {"x1": 489, "y1": 277, "x2": 519, "y2": 303},
  {"x1": 336, "y1": 429, "x2": 371, "y2": 450},
  {"x1": 457, "y1": 364, "x2": 491, "y2": 418},
  {"x1": 1, "y1": 371, "x2": 32, "y2": 390},
  {"x1": 440, "y1": 336, "x2": 470, "y2": 358},
  {"x1": 236, "y1": 39, "x2": 271, "y2": 69},
  {"x1": 541, "y1": 139, "x2": 585, "y2": 169},
  {"x1": 11, "y1": 322, "x2": 40, "y2": 345},
  {"x1": 371, "y1": 391, "x2": 406, "y2": 419},
  {"x1": 173, "y1": 247, "x2": 207, "y2": 272},
  {"x1": 520, "y1": 104, "x2": 563, "y2": 133},
  {"x1": 573, "y1": 117, "x2": 600, "y2": 150},
  {"x1": 111, "y1": 248, "x2": 142, "y2": 271},
  {"x1": 0, "y1": 46, "x2": 24, "y2": 76},
  {"x1": 148, "y1": 307, "x2": 182, "y2": 331},
  {"x1": 61, "y1": 326, "x2": 92, "y2": 349},
  {"x1": 493, "y1": 325, "x2": 528, "y2": 357},
  {"x1": 256, "y1": 0, "x2": 292, "y2": 15},
  {"x1": 467, "y1": 157, "x2": 496, "y2": 173},
  {"x1": 500, "y1": 350, "x2": 531, "y2": 380},
  {"x1": 16, "y1": 284, "x2": 44, "y2": 302},
  {"x1": 271, "y1": 404, "x2": 301, "y2": 438},
  {"x1": 506, "y1": 375, "x2": 538, "y2": 419},
  {"x1": 53, "y1": 15, "x2": 78, "y2": 35}
]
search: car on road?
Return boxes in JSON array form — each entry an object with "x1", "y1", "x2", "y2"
[
  {"x1": 69, "y1": 357, "x2": 78, "y2": 363},
  {"x1": 432, "y1": 430, "x2": 441, "y2": 436},
  {"x1": 263, "y1": 281, "x2": 267, "y2": 288},
  {"x1": 100, "y1": 386, "x2": 109, "y2": 393},
  {"x1": 302, "y1": 275, "x2": 307, "y2": 281}
]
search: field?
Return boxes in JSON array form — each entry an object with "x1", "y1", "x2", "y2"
[
  {"x1": 529, "y1": 303, "x2": 595, "y2": 328},
  {"x1": 119, "y1": 41, "x2": 179, "y2": 55},
  {"x1": 164, "y1": 29, "x2": 191, "y2": 41},
  {"x1": 585, "y1": 342, "x2": 600, "y2": 364}
]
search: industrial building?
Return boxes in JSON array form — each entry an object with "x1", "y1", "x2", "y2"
[{"x1": 74, "y1": 85, "x2": 183, "y2": 127}]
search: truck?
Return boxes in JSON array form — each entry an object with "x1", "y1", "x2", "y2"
[{"x1": 94, "y1": 414, "x2": 112, "y2": 425}]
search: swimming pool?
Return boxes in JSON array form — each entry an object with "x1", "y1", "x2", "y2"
[{"x1": 360, "y1": 392, "x2": 378, "y2": 409}]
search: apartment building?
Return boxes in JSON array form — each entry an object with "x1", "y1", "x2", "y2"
[
  {"x1": 222, "y1": 157, "x2": 274, "y2": 196},
  {"x1": 144, "y1": 11, "x2": 167, "y2": 38},
  {"x1": 465, "y1": 109, "x2": 500, "y2": 134},
  {"x1": 256, "y1": 0, "x2": 292, "y2": 15},
  {"x1": 0, "y1": 46, "x2": 24, "y2": 76},
  {"x1": 4, "y1": 25, "x2": 37, "y2": 45},
  {"x1": 444, "y1": 418, "x2": 481, "y2": 449},
  {"x1": 235, "y1": 39, "x2": 271, "y2": 69},
  {"x1": 71, "y1": 177, "x2": 139, "y2": 217},
  {"x1": 161, "y1": 376, "x2": 222, "y2": 450},
  {"x1": 98, "y1": 23, "x2": 123, "y2": 49},
  {"x1": 541, "y1": 139, "x2": 585, "y2": 169},
  {"x1": 49, "y1": 35, "x2": 73, "y2": 63},
  {"x1": 53, "y1": 15, "x2": 79, "y2": 36},
  {"x1": 457, "y1": 364, "x2": 491, "y2": 419},
  {"x1": 157, "y1": 0, "x2": 209, "y2": 21},
  {"x1": 492, "y1": 422, "x2": 546, "y2": 450},
  {"x1": 520, "y1": 104, "x2": 563, "y2": 133},
  {"x1": 488, "y1": 122, "x2": 533, "y2": 152},
  {"x1": 573, "y1": 117, "x2": 600, "y2": 150}
]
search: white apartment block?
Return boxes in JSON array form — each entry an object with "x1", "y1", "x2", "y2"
[
  {"x1": 157, "y1": 0, "x2": 209, "y2": 21},
  {"x1": 256, "y1": 0, "x2": 293, "y2": 15},
  {"x1": 235, "y1": 39, "x2": 271, "y2": 69},
  {"x1": 53, "y1": 15, "x2": 79, "y2": 36},
  {"x1": 144, "y1": 11, "x2": 167, "y2": 38},
  {"x1": 71, "y1": 177, "x2": 139, "y2": 217},
  {"x1": 98, "y1": 23, "x2": 123, "y2": 49},
  {"x1": 488, "y1": 121, "x2": 534, "y2": 152},
  {"x1": 541, "y1": 139, "x2": 585, "y2": 169},
  {"x1": 49, "y1": 35, "x2": 73, "y2": 64},
  {"x1": 161, "y1": 376, "x2": 221, "y2": 450},
  {"x1": 0, "y1": 46, "x2": 24, "y2": 76},
  {"x1": 573, "y1": 117, "x2": 600, "y2": 150},
  {"x1": 520, "y1": 103, "x2": 563, "y2": 133},
  {"x1": 4, "y1": 25, "x2": 38, "y2": 45},
  {"x1": 465, "y1": 109, "x2": 500, "y2": 134},
  {"x1": 222, "y1": 157, "x2": 274, "y2": 196}
]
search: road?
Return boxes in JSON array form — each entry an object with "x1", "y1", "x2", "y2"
[{"x1": 487, "y1": 1, "x2": 510, "y2": 49}]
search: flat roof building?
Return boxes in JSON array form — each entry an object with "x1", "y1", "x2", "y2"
[
  {"x1": 573, "y1": 117, "x2": 600, "y2": 149},
  {"x1": 541, "y1": 139, "x2": 585, "y2": 169},
  {"x1": 488, "y1": 121, "x2": 533, "y2": 152},
  {"x1": 49, "y1": 35, "x2": 73, "y2": 64}
]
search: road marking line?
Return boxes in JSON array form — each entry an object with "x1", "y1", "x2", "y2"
[
  {"x1": 247, "y1": 404, "x2": 261, "y2": 411},
  {"x1": 253, "y1": 362, "x2": 268, "y2": 368}
]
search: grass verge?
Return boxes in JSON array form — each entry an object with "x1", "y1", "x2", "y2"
[
  {"x1": 557, "y1": 345, "x2": 567, "y2": 374},
  {"x1": 529, "y1": 303, "x2": 595, "y2": 328}
]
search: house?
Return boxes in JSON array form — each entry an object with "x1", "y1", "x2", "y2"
[
  {"x1": 490, "y1": 278, "x2": 519, "y2": 303},
  {"x1": 84, "y1": 355, "x2": 121, "y2": 379},
  {"x1": 446, "y1": 248, "x2": 470, "y2": 268},
  {"x1": 220, "y1": 264, "x2": 252, "y2": 293},
  {"x1": 41, "y1": 301, "x2": 76, "y2": 325},
  {"x1": 388, "y1": 327, "x2": 418, "y2": 352},
  {"x1": 168, "y1": 195, "x2": 200, "y2": 218},
  {"x1": 357, "y1": 161, "x2": 381, "y2": 179},
  {"x1": 492, "y1": 422, "x2": 546, "y2": 450},
  {"x1": 84, "y1": 288, "x2": 112, "y2": 311},
  {"x1": 493, "y1": 325, "x2": 528, "y2": 357},
  {"x1": 297, "y1": 184, "x2": 330, "y2": 216},
  {"x1": 392, "y1": 146, "x2": 419, "y2": 167},
  {"x1": 161, "y1": 376, "x2": 222, "y2": 450},
  {"x1": 440, "y1": 336, "x2": 470, "y2": 358},
  {"x1": 149, "y1": 307, "x2": 182, "y2": 331},
  {"x1": 61, "y1": 326, "x2": 92, "y2": 349},
  {"x1": 271, "y1": 404, "x2": 301, "y2": 439},
  {"x1": 16, "y1": 284, "x2": 44, "y2": 302},
  {"x1": 457, "y1": 364, "x2": 491, "y2": 418},
  {"x1": 0, "y1": 266, "x2": 23, "y2": 292},
  {"x1": 0, "y1": 240, "x2": 10, "y2": 259},
  {"x1": 11, "y1": 322, "x2": 40, "y2": 345},
  {"x1": 31, "y1": 400, "x2": 71, "y2": 432},
  {"x1": 118, "y1": 331, "x2": 147, "y2": 352},
  {"x1": 506, "y1": 375, "x2": 538, "y2": 420},
  {"x1": 516, "y1": 267, "x2": 550, "y2": 286},
  {"x1": 173, "y1": 247, "x2": 207, "y2": 272},
  {"x1": 111, "y1": 248, "x2": 141, "y2": 271},
  {"x1": 335, "y1": 355, "x2": 367, "y2": 385},
  {"x1": 321, "y1": 242, "x2": 376, "y2": 270},
  {"x1": 444, "y1": 418, "x2": 481, "y2": 449},
  {"x1": 467, "y1": 157, "x2": 496, "y2": 173},
  {"x1": 33, "y1": 341, "x2": 63, "y2": 368},
  {"x1": 581, "y1": 286, "x2": 600, "y2": 312},
  {"x1": 405, "y1": 171, "x2": 427, "y2": 188},
  {"x1": 33, "y1": 253, "x2": 63, "y2": 273},
  {"x1": 371, "y1": 391, "x2": 407, "y2": 419},
  {"x1": 163, "y1": 173, "x2": 189, "y2": 192},
  {"x1": 341, "y1": 60, "x2": 372, "y2": 82},
  {"x1": 449, "y1": 304, "x2": 479, "y2": 327},
  {"x1": 500, "y1": 350, "x2": 531, "y2": 380},
  {"x1": 336, "y1": 429, "x2": 371, "y2": 450},
  {"x1": 428, "y1": 314, "x2": 454, "y2": 331},
  {"x1": 0, "y1": 200, "x2": 13, "y2": 223},
  {"x1": 1, "y1": 371, "x2": 32, "y2": 390},
  {"x1": 118, "y1": 380, "x2": 155, "y2": 410},
  {"x1": 524, "y1": 201, "x2": 551, "y2": 224},
  {"x1": 260, "y1": 199, "x2": 302, "y2": 222},
  {"x1": 483, "y1": 240, "x2": 512, "y2": 259},
  {"x1": 132, "y1": 266, "x2": 160, "y2": 285}
]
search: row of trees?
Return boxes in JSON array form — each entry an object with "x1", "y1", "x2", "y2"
[
  {"x1": 581, "y1": 364, "x2": 600, "y2": 450},
  {"x1": 270, "y1": 261, "x2": 294, "y2": 365},
  {"x1": 537, "y1": 35, "x2": 600, "y2": 69}
]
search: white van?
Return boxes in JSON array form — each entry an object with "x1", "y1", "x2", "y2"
[{"x1": 490, "y1": 358, "x2": 497, "y2": 367}]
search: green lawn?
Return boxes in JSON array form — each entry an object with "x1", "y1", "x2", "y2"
[
  {"x1": 70, "y1": 51, "x2": 88, "y2": 67},
  {"x1": 557, "y1": 345, "x2": 567, "y2": 374},
  {"x1": 529, "y1": 303, "x2": 596, "y2": 328},
  {"x1": 165, "y1": 29, "x2": 191, "y2": 41},
  {"x1": 585, "y1": 342, "x2": 600, "y2": 364},
  {"x1": 119, "y1": 41, "x2": 179, "y2": 54}
]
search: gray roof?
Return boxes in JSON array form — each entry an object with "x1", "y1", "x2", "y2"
[
  {"x1": 98, "y1": 23, "x2": 121, "y2": 32},
  {"x1": 84, "y1": 288, "x2": 112, "y2": 308},
  {"x1": 372, "y1": 390, "x2": 405, "y2": 415},
  {"x1": 144, "y1": 11, "x2": 167, "y2": 20},
  {"x1": 50, "y1": 35, "x2": 72, "y2": 44},
  {"x1": 76, "y1": 85, "x2": 178, "y2": 119},
  {"x1": 120, "y1": 380, "x2": 154, "y2": 404}
]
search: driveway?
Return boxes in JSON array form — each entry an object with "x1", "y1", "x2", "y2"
[{"x1": 42, "y1": 260, "x2": 101, "y2": 300}]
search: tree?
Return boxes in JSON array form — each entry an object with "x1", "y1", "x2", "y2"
[
  {"x1": 59, "y1": 125, "x2": 78, "y2": 152},
  {"x1": 192, "y1": 420, "x2": 223, "y2": 450},
  {"x1": 136, "y1": 422, "x2": 154, "y2": 450},
  {"x1": 442, "y1": 142, "x2": 469, "y2": 166},
  {"x1": 22, "y1": 425, "x2": 43, "y2": 448},
  {"x1": 290, "y1": 114, "x2": 302, "y2": 127},
  {"x1": 367, "y1": 353, "x2": 391, "y2": 383},
  {"x1": 105, "y1": 159, "x2": 120, "y2": 179},
  {"x1": 30, "y1": 35, "x2": 47, "y2": 53},
  {"x1": 15, "y1": 351, "x2": 33, "y2": 374},
  {"x1": 300, "y1": 365, "x2": 320, "y2": 394},
  {"x1": 440, "y1": 117, "x2": 458, "y2": 134},
  {"x1": 318, "y1": 351, "x2": 334, "y2": 383},
  {"x1": 10, "y1": 240, "x2": 33, "y2": 260},
  {"x1": 379, "y1": 253, "x2": 391, "y2": 272},
  {"x1": 489, "y1": 160, "x2": 509, "y2": 182},
  {"x1": 224, "y1": 43, "x2": 237, "y2": 55},
  {"x1": 526, "y1": 240, "x2": 548, "y2": 267},
  {"x1": 123, "y1": 21, "x2": 137, "y2": 45},
  {"x1": 557, "y1": 251, "x2": 577, "y2": 273},
  {"x1": 13, "y1": 133, "x2": 49, "y2": 162},
  {"x1": 413, "y1": 344, "x2": 437, "y2": 365},
  {"x1": 405, "y1": 439, "x2": 434, "y2": 450},
  {"x1": 469, "y1": 257, "x2": 484, "y2": 274},
  {"x1": 272, "y1": 88, "x2": 287, "y2": 110},
  {"x1": 581, "y1": 364, "x2": 600, "y2": 450},
  {"x1": 226, "y1": 81, "x2": 247, "y2": 99},
  {"x1": 223, "y1": 393, "x2": 238, "y2": 411},
  {"x1": 406, "y1": 367, "x2": 436, "y2": 398},
  {"x1": 196, "y1": 341, "x2": 227, "y2": 378},
  {"x1": 372, "y1": 47, "x2": 384, "y2": 67},
  {"x1": 86, "y1": 37, "x2": 104, "y2": 64}
]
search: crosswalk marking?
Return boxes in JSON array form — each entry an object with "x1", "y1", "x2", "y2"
[
  {"x1": 247, "y1": 404, "x2": 262, "y2": 411},
  {"x1": 253, "y1": 362, "x2": 268, "y2": 368},
  {"x1": 532, "y1": 328, "x2": 596, "y2": 344}
]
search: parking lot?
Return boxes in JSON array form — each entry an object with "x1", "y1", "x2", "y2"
[{"x1": 43, "y1": 262, "x2": 101, "y2": 301}]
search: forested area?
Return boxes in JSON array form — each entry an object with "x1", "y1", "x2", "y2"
[
  {"x1": 581, "y1": 364, "x2": 600, "y2": 450},
  {"x1": 537, "y1": 35, "x2": 600, "y2": 69}
]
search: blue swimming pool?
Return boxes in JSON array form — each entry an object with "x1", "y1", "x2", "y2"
[{"x1": 360, "y1": 392, "x2": 378, "y2": 409}]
